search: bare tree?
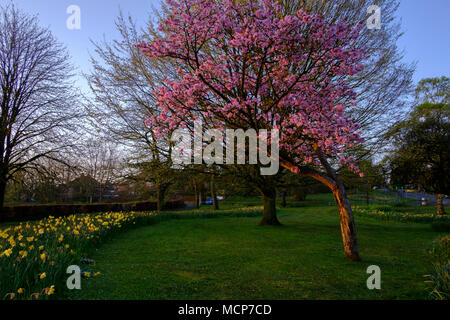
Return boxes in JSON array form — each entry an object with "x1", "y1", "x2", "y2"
[
  {"x1": 0, "y1": 4, "x2": 79, "y2": 213},
  {"x1": 80, "y1": 138, "x2": 120, "y2": 203},
  {"x1": 86, "y1": 11, "x2": 179, "y2": 210}
]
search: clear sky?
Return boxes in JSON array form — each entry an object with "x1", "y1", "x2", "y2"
[
  {"x1": 8, "y1": 0, "x2": 450, "y2": 94},
  {"x1": 396, "y1": 0, "x2": 450, "y2": 83},
  {"x1": 10, "y1": 0, "x2": 158, "y2": 94}
]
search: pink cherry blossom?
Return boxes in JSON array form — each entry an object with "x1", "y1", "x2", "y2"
[{"x1": 137, "y1": 0, "x2": 366, "y2": 173}]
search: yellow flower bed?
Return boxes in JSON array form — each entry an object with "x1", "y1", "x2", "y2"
[{"x1": 0, "y1": 211, "x2": 155, "y2": 300}]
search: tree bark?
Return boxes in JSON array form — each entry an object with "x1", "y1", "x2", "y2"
[
  {"x1": 193, "y1": 179, "x2": 200, "y2": 209},
  {"x1": 210, "y1": 174, "x2": 219, "y2": 210},
  {"x1": 156, "y1": 184, "x2": 166, "y2": 212},
  {"x1": 259, "y1": 184, "x2": 281, "y2": 226},
  {"x1": 332, "y1": 180, "x2": 360, "y2": 261},
  {"x1": 280, "y1": 158, "x2": 361, "y2": 261},
  {"x1": 0, "y1": 178, "x2": 6, "y2": 221},
  {"x1": 437, "y1": 194, "x2": 446, "y2": 216},
  {"x1": 366, "y1": 183, "x2": 370, "y2": 206}
]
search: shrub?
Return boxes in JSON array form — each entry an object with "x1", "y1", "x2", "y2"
[
  {"x1": 0, "y1": 200, "x2": 185, "y2": 223},
  {"x1": 425, "y1": 236, "x2": 450, "y2": 300}
]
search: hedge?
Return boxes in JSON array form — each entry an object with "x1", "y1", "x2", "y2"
[{"x1": 0, "y1": 199, "x2": 185, "y2": 223}]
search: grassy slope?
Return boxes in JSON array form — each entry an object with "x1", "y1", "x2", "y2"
[{"x1": 68, "y1": 194, "x2": 444, "y2": 300}]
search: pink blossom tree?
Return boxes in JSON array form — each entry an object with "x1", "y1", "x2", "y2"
[{"x1": 138, "y1": 0, "x2": 366, "y2": 261}]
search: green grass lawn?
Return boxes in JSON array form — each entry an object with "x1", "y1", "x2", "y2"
[{"x1": 67, "y1": 194, "x2": 446, "y2": 300}]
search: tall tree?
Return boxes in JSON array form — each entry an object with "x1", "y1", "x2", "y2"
[
  {"x1": 209, "y1": 166, "x2": 219, "y2": 210},
  {"x1": 0, "y1": 4, "x2": 79, "y2": 214},
  {"x1": 126, "y1": 159, "x2": 179, "y2": 211},
  {"x1": 86, "y1": 12, "x2": 179, "y2": 211},
  {"x1": 387, "y1": 77, "x2": 449, "y2": 215},
  {"x1": 138, "y1": 0, "x2": 371, "y2": 260},
  {"x1": 81, "y1": 138, "x2": 120, "y2": 203}
]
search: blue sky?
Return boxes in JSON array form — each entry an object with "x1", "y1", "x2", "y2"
[{"x1": 8, "y1": 0, "x2": 450, "y2": 94}]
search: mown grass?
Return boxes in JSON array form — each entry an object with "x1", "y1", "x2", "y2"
[
  {"x1": 347, "y1": 190, "x2": 417, "y2": 206},
  {"x1": 0, "y1": 207, "x2": 263, "y2": 300},
  {"x1": 67, "y1": 194, "x2": 447, "y2": 300}
]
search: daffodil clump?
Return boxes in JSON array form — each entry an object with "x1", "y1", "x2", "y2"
[
  {"x1": 0, "y1": 211, "x2": 156, "y2": 300},
  {"x1": 353, "y1": 206, "x2": 450, "y2": 224}
]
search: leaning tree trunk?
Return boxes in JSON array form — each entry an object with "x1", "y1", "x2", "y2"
[
  {"x1": 280, "y1": 157, "x2": 360, "y2": 261},
  {"x1": 437, "y1": 194, "x2": 446, "y2": 216},
  {"x1": 210, "y1": 174, "x2": 219, "y2": 210},
  {"x1": 332, "y1": 179, "x2": 360, "y2": 261},
  {"x1": 259, "y1": 184, "x2": 281, "y2": 226}
]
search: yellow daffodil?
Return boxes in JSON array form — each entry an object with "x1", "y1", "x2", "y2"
[
  {"x1": 2, "y1": 248, "x2": 13, "y2": 257},
  {"x1": 44, "y1": 285, "x2": 55, "y2": 295}
]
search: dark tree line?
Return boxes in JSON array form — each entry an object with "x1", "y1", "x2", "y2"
[{"x1": 386, "y1": 77, "x2": 449, "y2": 215}]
